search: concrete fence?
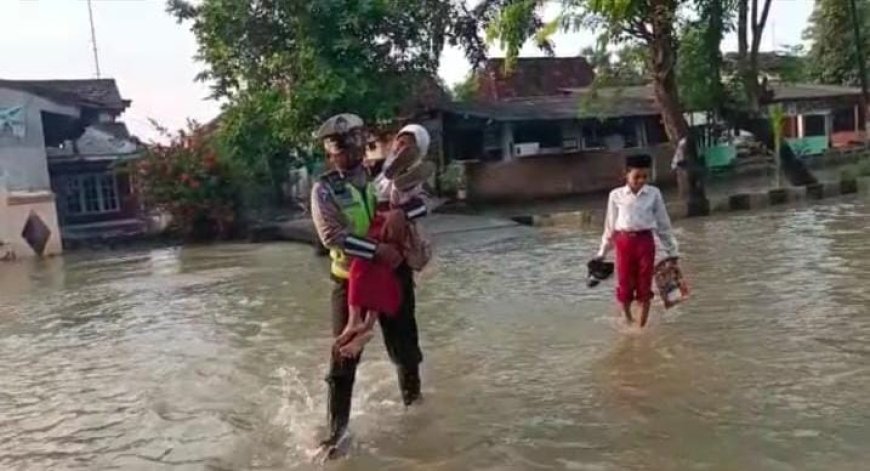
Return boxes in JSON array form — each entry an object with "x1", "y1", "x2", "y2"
[
  {"x1": 462, "y1": 144, "x2": 675, "y2": 203},
  {"x1": 522, "y1": 176, "x2": 870, "y2": 228}
]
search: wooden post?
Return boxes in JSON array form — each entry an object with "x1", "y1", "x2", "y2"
[
  {"x1": 774, "y1": 135, "x2": 782, "y2": 188},
  {"x1": 500, "y1": 122, "x2": 513, "y2": 161},
  {"x1": 771, "y1": 104, "x2": 785, "y2": 189}
]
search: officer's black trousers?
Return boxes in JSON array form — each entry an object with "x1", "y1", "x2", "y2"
[{"x1": 325, "y1": 264, "x2": 423, "y2": 440}]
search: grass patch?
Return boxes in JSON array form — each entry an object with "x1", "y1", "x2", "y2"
[{"x1": 840, "y1": 158, "x2": 870, "y2": 180}]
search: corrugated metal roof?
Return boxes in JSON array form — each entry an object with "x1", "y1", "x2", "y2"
[
  {"x1": 0, "y1": 79, "x2": 128, "y2": 110},
  {"x1": 766, "y1": 83, "x2": 862, "y2": 102},
  {"x1": 564, "y1": 83, "x2": 863, "y2": 104},
  {"x1": 90, "y1": 122, "x2": 132, "y2": 140},
  {"x1": 446, "y1": 86, "x2": 658, "y2": 121},
  {"x1": 445, "y1": 83, "x2": 863, "y2": 121}
]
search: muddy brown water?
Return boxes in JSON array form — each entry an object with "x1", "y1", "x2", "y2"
[{"x1": 1, "y1": 198, "x2": 868, "y2": 470}]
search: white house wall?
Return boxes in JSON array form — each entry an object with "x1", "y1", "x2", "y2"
[
  {"x1": 0, "y1": 189, "x2": 63, "y2": 258},
  {"x1": 0, "y1": 87, "x2": 76, "y2": 258},
  {"x1": 0, "y1": 87, "x2": 79, "y2": 191}
]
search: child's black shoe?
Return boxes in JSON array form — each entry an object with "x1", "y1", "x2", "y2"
[{"x1": 587, "y1": 258, "x2": 614, "y2": 287}]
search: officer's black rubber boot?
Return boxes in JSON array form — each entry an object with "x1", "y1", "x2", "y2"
[
  {"x1": 398, "y1": 365, "x2": 422, "y2": 406},
  {"x1": 323, "y1": 375, "x2": 353, "y2": 446},
  {"x1": 317, "y1": 427, "x2": 350, "y2": 462}
]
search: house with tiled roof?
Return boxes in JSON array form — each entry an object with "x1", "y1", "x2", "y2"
[
  {"x1": 426, "y1": 57, "x2": 672, "y2": 201},
  {"x1": 472, "y1": 56, "x2": 596, "y2": 102},
  {"x1": 429, "y1": 55, "x2": 866, "y2": 202},
  {"x1": 0, "y1": 78, "x2": 143, "y2": 257}
]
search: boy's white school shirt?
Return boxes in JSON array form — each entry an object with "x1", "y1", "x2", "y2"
[{"x1": 597, "y1": 184, "x2": 679, "y2": 259}]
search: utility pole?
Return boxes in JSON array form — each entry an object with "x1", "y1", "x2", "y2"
[
  {"x1": 848, "y1": 0, "x2": 869, "y2": 142},
  {"x1": 87, "y1": 0, "x2": 101, "y2": 78},
  {"x1": 770, "y1": 20, "x2": 776, "y2": 51}
]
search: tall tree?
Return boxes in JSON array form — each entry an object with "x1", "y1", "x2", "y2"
[
  {"x1": 848, "y1": 0, "x2": 870, "y2": 137},
  {"x1": 581, "y1": 43, "x2": 650, "y2": 86},
  {"x1": 805, "y1": 0, "x2": 870, "y2": 87},
  {"x1": 484, "y1": 0, "x2": 710, "y2": 214},
  {"x1": 728, "y1": 0, "x2": 818, "y2": 185},
  {"x1": 167, "y1": 0, "x2": 486, "y2": 204},
  {"x1": 168, "y1": 0, "x2": 484, "y2": 143},
  {"x1": 735, "y1": 0, "x2": 773, "y2": 111},
  {"x1": 775, "y1": 45, "x2": 811, "y2": 83},
  {"x1": 677, "y1": 0, "x2": 731, "y2": 113},
  {"x1": 451, "y1": 73, "x2": 479, "y2": 102},
  {"x1": 804, "y1": 0, "x2": 870, "y2": 144}
]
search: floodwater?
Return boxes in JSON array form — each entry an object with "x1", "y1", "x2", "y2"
[{"x1": 1, "y1": 198, "x2": 869, "y2": 471}]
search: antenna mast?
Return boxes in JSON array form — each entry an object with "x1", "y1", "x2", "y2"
[{"x1": 87, "y1": 0, "x2": 101, "y2": 78}]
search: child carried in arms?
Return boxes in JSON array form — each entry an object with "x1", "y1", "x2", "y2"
[{"x1": 334, "y1": 125, "x2": 434, "y2": 358}]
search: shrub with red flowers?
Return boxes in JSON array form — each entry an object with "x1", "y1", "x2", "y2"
[{"x1": 133, "y1": 122, "x2": 240, "y2": 240}]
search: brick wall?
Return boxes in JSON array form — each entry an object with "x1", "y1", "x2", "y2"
[
  {"x1": 463, "y1": 144, "x2": 675, "y2": 202},
  {"x1": 831, "y1": 130, "x2": 866, "y2": 149}
]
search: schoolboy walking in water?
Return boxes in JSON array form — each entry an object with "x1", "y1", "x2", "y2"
[{"x1": 596, "y1": 154, "x2": 679, "y2": 327}]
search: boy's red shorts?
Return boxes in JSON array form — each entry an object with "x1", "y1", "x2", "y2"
[{"x1": 614, "y1": 230, "x2": 655, "y2": 304}]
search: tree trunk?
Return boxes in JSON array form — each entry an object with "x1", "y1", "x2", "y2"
[
  {"x1": 705, "y1": 0, "x2": 725, "y2": 114},
  {"x1": 650, "y1": 2, "x2": 709, "y2": 216},
  {"x1": 736, "y1": 115, "x2": 819, "y2": 186},
  {"x1": 731, "y1": 0, "x2": 816, "y2": 185},
  {"x1": 746, "y1": 0, "x2": 774, "y2": 112},
  {"x1": 737, "y1": 0, "x2": 750, "y2": 104},
  {"x1": 736, "y1": 0, "x2": 760, "y2": 111},
  {"x1": 848, "y1": 0, "x2": 870, "y2": 142}
]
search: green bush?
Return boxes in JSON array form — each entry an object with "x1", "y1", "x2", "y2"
[
  {"x1": 216, "y1": 88, "x2": 302, "y2": 213},
  {"x1": 438, "y1": 161, "x2": 466, "y2": 196},
  {"x1": 841, "y1": 166, "x2": 857, "y2": 180},
  {"x1": 841, "y1": 158, "x2": 870, "y2": 180},
  {"x1": 132, "y1": 122, "x2": 240, "y2": 240}
]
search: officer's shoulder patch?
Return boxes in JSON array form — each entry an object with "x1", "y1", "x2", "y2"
[
  {"x1": 320, "y1": 171, "x2": 348, "y2": 194},
  {"x1": 319, "y1": 169, "x2": 339, "y2": 182},
  {"x1": 317, "y1": 186, "x2": 333, "y2": 205}
]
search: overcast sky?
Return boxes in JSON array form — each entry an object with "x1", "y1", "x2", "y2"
[{"x1": 2, "y1": 0, "x2": 815, "y2": 142}]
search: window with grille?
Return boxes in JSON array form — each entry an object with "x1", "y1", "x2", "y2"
[
  {"x1": 803, "y1": 115, "x2": 827, "y2": 137},
  {"x1": 513, "y1": 121, "x2": 563, "y2": 148},
  {"x1": 832, "y1": 108, "x2": 856, "y2": 133},
  {"x1": 65, "y1": 173, "x2": 120, "y2": 215}
]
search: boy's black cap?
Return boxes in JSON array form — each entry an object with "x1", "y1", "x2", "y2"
[{"x1": 626, "y1": 154, "x2": 652, "y2": 169}]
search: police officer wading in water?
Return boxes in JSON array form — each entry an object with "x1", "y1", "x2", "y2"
[{"x1": 310, "y1": 114, "x2": 427, "y2": 458}]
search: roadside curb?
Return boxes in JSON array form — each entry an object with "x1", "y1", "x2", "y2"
[{"x1": 512, "y1": 176, "x2": 870, "y2": 228}]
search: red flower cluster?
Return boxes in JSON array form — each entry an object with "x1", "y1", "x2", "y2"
[{"x1": 131, "y1": 124, "x2": 238, "y2": 240}]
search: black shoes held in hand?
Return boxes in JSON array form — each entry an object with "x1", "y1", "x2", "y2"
[{"x1": 586, "y1": 259, "x2": 614, "y2": 288}]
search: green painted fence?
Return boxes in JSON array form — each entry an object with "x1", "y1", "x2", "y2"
[
  {"x1": 785, "y1": 136, "x2": 829, "y2": 157},
  {"x1": 702, "y1": 144, "x2": 737, "y2": 169}
]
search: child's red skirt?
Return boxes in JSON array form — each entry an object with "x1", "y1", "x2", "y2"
[{"x1": 347, "y1": 212, "x2": 402, "y2": 316}]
